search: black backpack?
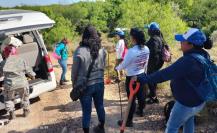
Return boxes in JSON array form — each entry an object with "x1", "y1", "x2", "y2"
[{"x1": 164, "y1": 100, "x2": 175, "y2": 123}]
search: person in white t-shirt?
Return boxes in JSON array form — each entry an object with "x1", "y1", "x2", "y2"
[
  {"x1": 116, "y1": 28, "x2": 150, "y2": 127},
  {"x1": 115, "y1": 30, "x2": 128, "y2": 81}
]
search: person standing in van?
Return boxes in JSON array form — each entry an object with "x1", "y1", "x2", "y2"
[
  {"x1": 115, "y1": 30, "x2": 128, "y2": 82},
  {"x1": 146, "y1": 22, "x2": 165, "y2": 104},
  {"x1": 55, "y1": 38, "x2": 69, "y2": 85},
  {"x1": 116, "y1": 28, "x2": 149, "y2": 127},
  {"x1": 71, "y1": 25, "x2": 107, "y2": 133},
  {"x1": 1, "y1": 37, "x2": 35, "y2": 120}
]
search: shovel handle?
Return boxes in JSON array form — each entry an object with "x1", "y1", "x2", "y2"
[
  {"x1": 119, "y1": 80, "x2": 140, "y2": 133},
  {"x1": 129, "y1": 80, "x2": 140, "y2": 99}
]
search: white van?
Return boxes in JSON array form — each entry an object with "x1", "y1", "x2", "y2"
[{"x1": 0, "y1": 10, "x2": 57, "y2": 110}]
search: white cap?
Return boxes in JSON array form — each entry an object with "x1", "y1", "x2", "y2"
[{"x1": 1, "y1": 37, "x2": 23, "y2": 52}]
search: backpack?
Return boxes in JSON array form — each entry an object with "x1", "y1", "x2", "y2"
[
  {"x1": 187, "y1": 54, "x2": 217, "y2": 102},
  {"x1": 164, "y1": 100, "x2": 175, "y2": 123},
  {"x1": 159, "y1": 33, "x2": 172, "y2": 62},
  {"x1": 162, "y1": 44, "x2": 172, "y2": 62}
]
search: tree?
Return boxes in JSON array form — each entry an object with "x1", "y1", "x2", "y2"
[
  {"x1": 183, "y1": 0, "x2": 217, "y2": 36},
  {"x1": 43, "y1": 14, "x2": 76, "y2": 49},
  {"x1": 117, "y1": 0, "x2": 187, "y2": 45}
]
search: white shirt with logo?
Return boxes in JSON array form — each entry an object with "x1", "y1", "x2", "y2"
[
  {"x1": 115, "y1": 39, "x2": 125, "y2": 59},
  {"x1": 116, "y1": 45, "x2": 150, "y2": 76}
]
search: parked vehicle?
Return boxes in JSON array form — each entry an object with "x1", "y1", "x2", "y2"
[{"x1": 0, "y1": 9, "x2": 57, "y2": 110}]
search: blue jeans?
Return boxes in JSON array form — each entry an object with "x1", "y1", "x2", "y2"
[
  {"x1": 58, "y1": 59, "x2": 67, "y2": 81},
  {"x1": 80, "y1": 82, "x2": 105, "y2": 128},
  {"x1": 166, "y1": 101, "x2": 205, "y2": 133}
]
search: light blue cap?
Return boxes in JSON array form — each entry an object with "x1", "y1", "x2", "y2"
[
  {"x1": 116, "y1": 30, "x2": 125, "y2": 36},
  {"x1": 146, "y1": 22, "x2": 160, "y2": 30}
]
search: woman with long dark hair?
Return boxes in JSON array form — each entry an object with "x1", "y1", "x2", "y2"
[
  {"x1": 133, "y1": 28, "x2": 213, "y2": 133},
  {"x1": 116, "y1": 28, "x2": 150, "y2": 127},
  {"x1": 71, "y1": 25, "x2": 107, "y2": 133}
]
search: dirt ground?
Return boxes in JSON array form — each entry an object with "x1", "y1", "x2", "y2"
[{"x1": 1, "y1": 55, "x2": 217, "y2": 133}]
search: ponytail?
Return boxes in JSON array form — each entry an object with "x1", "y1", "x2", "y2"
[
  {"x1": 193, "y1": 36, "x2": 213, "y2": 50},
  {"x1": 130, "y1": 28, "x2": 146, "y2": 49},
  {"x1": 119, "y1": 35, "x2": 128, "y2": 49},
  {"x1": 204, "y1": 37, "x2": 213, "y2": 50}
]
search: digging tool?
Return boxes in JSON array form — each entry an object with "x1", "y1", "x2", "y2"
[{"x1": 120, "y1": 80, "x2": 140, "y2": 133}]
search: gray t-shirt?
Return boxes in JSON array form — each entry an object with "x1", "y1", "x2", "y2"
[{"x1": 71, "y1": 46, "x2": 107, "y2": 87}]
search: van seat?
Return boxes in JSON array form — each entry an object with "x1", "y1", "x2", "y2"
[
  {"x1": 23, "y1": 34, "x2": 34, "y2": 44},
  {"x1": 17, "y1": 42, "x2": 40, "y2": 67}
]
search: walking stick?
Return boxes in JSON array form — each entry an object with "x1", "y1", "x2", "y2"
[
  {"x1": 116, "y1": 71, "x2": 123, "y2": 120},
  {"x1": 105, "y1": 50, "x2": 111, "y2": 84},
  {"x1": 120, "y1": 80, "x2": 140, "y2": 133}
]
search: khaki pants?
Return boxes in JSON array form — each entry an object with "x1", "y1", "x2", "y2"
[{"x1": 4, "y1": 87, "x2": 29, "y2": 112}]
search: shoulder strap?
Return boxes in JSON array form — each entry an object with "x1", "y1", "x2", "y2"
[
  {"x1": 189, "y1": 53, "x2": 208, "y2": 65},
  {"x1": 86, "y1": 57, "x2": 96, "y2": 79}
]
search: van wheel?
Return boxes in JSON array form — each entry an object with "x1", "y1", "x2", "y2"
[{"x1": 0, "y1": 109, "x2": 7, "y2": 116}]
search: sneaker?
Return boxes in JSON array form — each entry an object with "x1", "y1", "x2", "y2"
[
  {"x1": 93, "y1": 125, "x2": 105, "y2": 133},
  {"x1": 83, "y1": 128, "x2": 89, "y2": 133},
  {"x1": 146, "y1": 97, "x2": 159, "y2": 104},
  {"x1": 117, "y1": 120, "x2": 133, "y2": 127},
  {"x1": 23, "y1": 109, "x2": 30, "y2": 117},
  {"x1": 9, "y1": 111, "x2": 16, "y2": 120},
  {"x1": 63, "y1": 79, "x2": 70, "y2": 82},
  {"x1": 59, "y1": 80, "x2": 66, "y2": 85},
  {"x1": 114, "y1": 78, "x2": 121, "y2": 83}
]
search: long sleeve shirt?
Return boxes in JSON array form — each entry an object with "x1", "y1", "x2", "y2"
[
  {"x1": 138, "y1": 49, "x2": 209, "y2": 107},
  {"x1": 71, "y1": 46, "x2": 107, "y2": 87},
  {"x1": 115, "y1": 39, "x2": 125, "y2": 59},
  {"x1": 116, "y1": 45, "x2": 150, "y2": 76},
  {"x1": 55, "y1": 42, "x2": 68, "y2": 60},
  {"x1": 146, "y1": 36, "x2": 164, "y2": 73}
]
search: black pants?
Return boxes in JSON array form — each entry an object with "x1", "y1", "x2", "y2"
[
  {"x1": 125, "y1": 76, "x2": 146, "y2": 122},
  {"x1": 148, "y1": 83, "x2": 157, "y2": 97},
  {"x1": 147, "y1": 62, "x2": 163, "y2": 98}
]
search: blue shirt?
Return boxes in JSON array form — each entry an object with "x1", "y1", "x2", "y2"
[
  {"x1": 138, "y1": 49, "x2": 209, "y2": 107},
  {"x1": 55, "y1": 42, "x2": 68, "y2": 60}
]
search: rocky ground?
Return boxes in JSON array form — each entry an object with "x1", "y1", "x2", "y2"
[{"x1": 0, "y1": 55, "x2": 217, "y2": 133}]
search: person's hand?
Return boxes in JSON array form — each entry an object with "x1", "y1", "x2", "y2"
[
  {"x1": 31, "y1": 76, "x2": 35, "y2": 80},
  {"x1": 114, "y1": 66, "x2": 118, "y2": 72}
]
